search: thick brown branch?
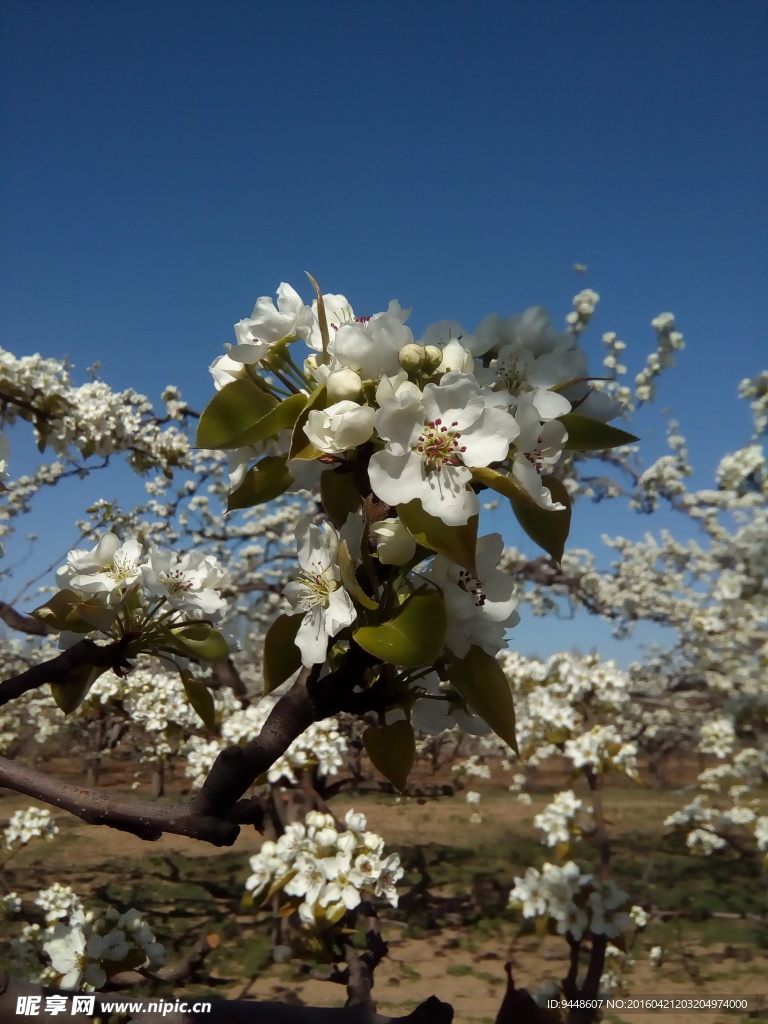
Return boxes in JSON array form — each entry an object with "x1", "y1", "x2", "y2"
[
  {"x1": 0, "y1": 601, "x2": 55, "y2": 636},
  {"x1": 0, "y1": 755, "x2": 249, "y2": 845},
  {"x1": 0, "y1": 638, "x2": 132, "y2": 708}
]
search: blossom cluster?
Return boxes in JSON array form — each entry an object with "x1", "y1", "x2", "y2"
[
  {"x1": 31, "y1": 533, "x2": 230, "y2": 681},
  {"x1": 8, "y1": 888, "x2": 163, "y2": 991},
  {"x1": 184, "y1": 696, "x2": 347, "y2": 787},
  {"x1": 509, "y1": 861, "x2": 631, "y2": 941},
  {"x1": 3, "y1": 806, "x2": 59, "y2": 852},
  {"x1": 244, "y1": 809, "x2": 403, "y2": 930},
  {"x1": 533, "y1": 790, "x2": 591, "y2": 847},
  {"x1": 210, "y1": 282, "x2": 622, "y2": 523}
]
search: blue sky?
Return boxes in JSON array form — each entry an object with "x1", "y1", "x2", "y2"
[{"x1": 1, "y1": 0, "x2": 766, "y2": 667}]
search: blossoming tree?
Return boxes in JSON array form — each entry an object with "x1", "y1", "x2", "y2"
[{"x1": 1, "y1": 276, "x2": 764, "y2": 1020}]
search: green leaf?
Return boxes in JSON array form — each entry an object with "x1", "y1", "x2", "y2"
[
  {"x1": 363, "y1": 719, "x2": 415, "y2": 793},
  {"x1": 559, "y1": 413, "x2": 640, "y2": 451},
  {"x1": 196, "y1": 379, "x2": 277, "y2": 450},
  {"x1": 338, "y1": 538, "x2": 378, "y2": 610},
  {"x1": 398, "y1": 498, "x2": 478, "y2": 575},
  {"x1": 289, "y1": 382, "x2": 327, "y2": 460},
  {"x1": 306, "y1": 272, "x2": 330, "y2": 355},
  {"x1": 227, "y1": 455, "x2": 294, "y2": 512},
  {"x1": 169, "y1": 624, "x2": 230, "y2": 663},
  {"x1": 509, "y1": 475, "x2": 571, "y2": 564},
  {"x1": 470, "y1": 466, "x2": 541, "y2": 511},
  {"x1": 180, "y1": 670, "x2": 216, "y2": 730},
  {"x1": 226, "y1": 392, "x2": 307, "y2": 449},
  {"x1": 31, "y1": 590, "x2": 116, "y2": 634},
  {"x1": 354, "y1": 590, "x2": 445, "y2": 667},
  {"x1": 50, "y1": 664, "x2": 107, "y2": 715},
  {"x1": 320, "y1": 469, "x2": 361, "y2": 529},
  {"x1": 263, "y1": 613, "x2": 303, "y2": 693},
  {"x1": 448, "y1": 645, "x2": 518, "y2": 754}
]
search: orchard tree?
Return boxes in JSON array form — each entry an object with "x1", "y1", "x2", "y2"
[{"x1": 0, "y1": 277, "x2": 763, "y2": 1021}]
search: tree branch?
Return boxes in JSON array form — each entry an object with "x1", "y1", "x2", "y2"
[
  {"x1": 0, "y1": 638, "x2": 132, "y2": 708},
  {"x1": 0, "y1": 601, "x2": 55, "y2": 636}
]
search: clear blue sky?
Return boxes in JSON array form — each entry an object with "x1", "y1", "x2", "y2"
[{"x1": 1, "y1": 0, "x2": 766, "y2": 667}]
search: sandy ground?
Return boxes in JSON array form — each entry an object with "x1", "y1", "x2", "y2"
[{"x1": 2, "y1": 757, "x2": 766, "y2": 1023}]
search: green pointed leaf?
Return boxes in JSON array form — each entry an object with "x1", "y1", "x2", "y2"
[
  {"x1": 50, "y1": 664, "x2": 107, "y2": 715},
  {"x1": 559, "y1": 413, "x2": 640, "y2": 451},
  {"x1": 170, "y1": 624, "x2": 229, "y2": 663},
  {"x1": 74, "y1": 597, "x2": 120, "y2": 633},
  {"x1": 354, "y1": 590, "x2": 445, "y2": 667},
  {"x1": 363, "y1": 719, "x2": 415, "y2": 793},
  {"x1": 32, "y1": 590, "x2": 91, "y2": 633},
  {"x1": 289, "y1": 383, "x2": 327, "y2": 459},
  {"x1": 448, "y1": 645, "x2": 518, "y2": 754},
  {"x1": 32, "y1": 590, "x2": 116, "y2": 634},
  {"x1": 306, "y1": 272, "x2": 330, "y2": 356},
  {"x1": 320, "y1": 469, "x2": 361, "y2": 528},
  {"x1": 196, "y1": 379, "x2": 277, "y2": 450},
  {"x1": 509, "y1": 475, "x2": 571, "y2": 564},
  {"x1": 180, "y1": 669, "x2": 216, "y2": 730},
  {"x1": 398, "y1": 499, "x2": 478, "y2": 575},
  {"x1": 227, "y1": 455, "x2": 294, "y2": 512},
  {"x1": 226, "y1": 392, "x2": 307, "y2": 449},
  {"x1": 339, "y1": 538, "x2": 378, "y2": 610},
  {"x1": 263, "y1": 613, "x2": 303, "y2": 693},
  {"x1": 470, "y1": 466, "x2": 541, "y2": 511}
]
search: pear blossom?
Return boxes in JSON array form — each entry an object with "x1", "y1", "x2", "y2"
[
  {"x1": 55, "y1": 533, "x2": 144, "y2": 602},
  {"x1": 511, "y1": 397, "x2": 568, "y2": 510},
  {"x1": 328, "y1": 304, "x2": 413, "y2": 380},
  {"x1": 42, "y1": 911, "x2": 107, "y2": 990},
  {"x1": 424, "y1": 533, "x2": 520, "y2": 657},
  {"x1": 283, "y1": 517, "x2": 356, "y2": 666},
  {"x1": 369, "y1": 373, "x2": 519, "y2": 525},
  {"x1": 140, "y1": 548, "x2": 228, "y2": 619},
  {"x1": 303, "y1": 400, "x2": 376, "y2": 454},
  {"x1": 227, "y1": 283, "x2": 313, "y2": 364},
  {"x1": 370, "y1": 517, "x2": 417, "y2": 565}
]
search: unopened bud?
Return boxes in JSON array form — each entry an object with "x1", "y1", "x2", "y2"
[
  {"x1": 326, "y1": 367, "x2": 362, "y2": 402},
  {"x1": 398, "y1": 344, "x2": 425, "y2": 371},
  {"x1": 423, "y1": 345, "x2": 443, "y2": 370}
]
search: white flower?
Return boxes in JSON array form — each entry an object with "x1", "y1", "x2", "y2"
[
  {"x1": 511, "y1": 397, "x2": 568, "y2": 510},
  {"x1": 228, "y1": 283, "x2": 313, "y2": 364},
  {"x1": 284, "y1": 517, "x2": 356, "y2": 666},
  {"x1": 466, "y1": 791, "x2": 481, "y2": 804},
  {"x1": 327, "y1": 302, "x2": 413, "y2": 379},
  {"x1": 140, "y1": 548, "x2": 227, "y2": 619},
  {"x1": 43, "y1": 911, "x2": 106, "y2": 990},
  {"x1": 629, "y1": 905, "x2": 650, "y2": 928},
  {"x1": 326, "y1": 367, "x2": 363, "y2": 402},
  {"x1": 318, "y1": 853, "x2": 364, "y2": 911},
  {"x1": 209, "y1": 351, "x2": 247, "y2": 391},
  {"x1": 56, "y1": 534, "x2": 144, "y2": 601},
  {"x1": 303, "y1": 400, "x2": 376, "y2": 454},
  {"x1": 424, "y1": 533, "x2": 520, "y2": 657},
  {"x1": 649, "y1": 945, "x2": 664, "y2": 967},
  {"x1": 284, "y1": 853, "x2": 326, "y2": 906},
  {"x1": 370, "y1": 517, "x2": 417, "y2": 565},
  {"x1": 369, "y1": 373, "x2": 519, "y2": 525}
]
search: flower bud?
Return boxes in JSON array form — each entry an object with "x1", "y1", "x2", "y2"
[
  {"x1": 326, "y1": 367, "x2": 362, "y2": 402},
  {"x1": 370, "y1": 517, "x2": 417, "y2": 565},
  {"x1": 423, "y1": 345, "x2": 443, "y2": 371},
  {"x1": 398, "y1": 344, "x2": 425, "y2": 371}
]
